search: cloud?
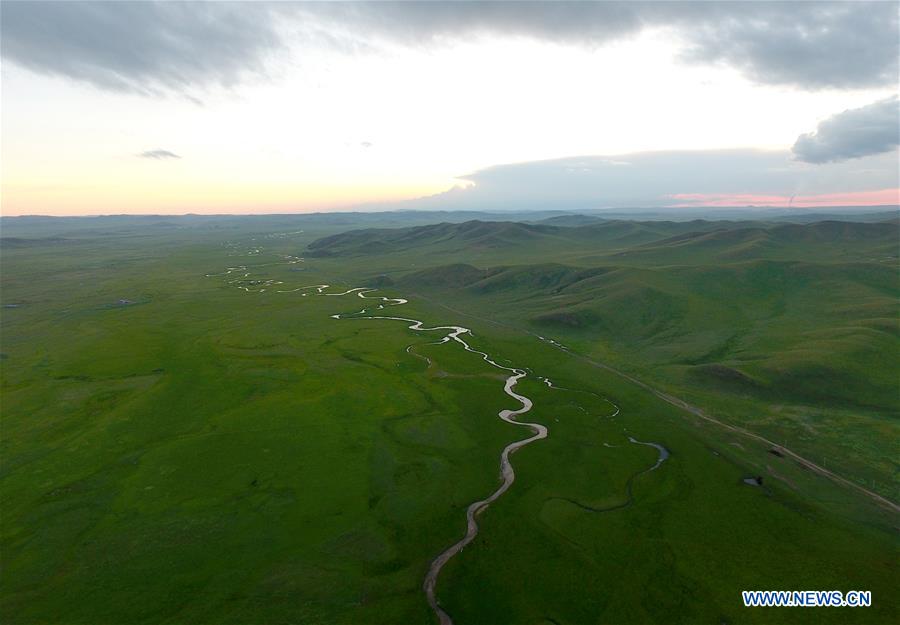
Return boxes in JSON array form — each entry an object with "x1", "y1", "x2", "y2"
[
  {"x1": 792, "y1": 97, "x2": 900, "y2": 164},
  {"x1": 138, "y1": 150, "x2": 180, "y2": 160},
  {"x1": 1, "y1": 2, "x2": 896, "y2": 95},
  {"x1": 0, "y1": 1, "x2": 286, "y2": 95},
  {"x1": 316, "y1": 1, "x2": 898, "y2": 90},
  {"x1": 677, "y1": 2, "x2": 899, "y2": 89},
  {"x1": 367, "y1": 149, "x2": 898, "y2": 211},
  {"x1": 311, "y1": 1, "x2": 642, "y2": 47}
]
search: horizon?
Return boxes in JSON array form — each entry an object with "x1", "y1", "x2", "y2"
[{"x1": 4, "y1": 203, "x2": 900, "y2": 220}]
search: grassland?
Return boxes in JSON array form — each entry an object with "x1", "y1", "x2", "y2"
[
  {"x1": 310, "y1": 217, "x2": 900, "y2": 502},
  {"x1": 1, "y1": 213, "x2": 898, "y2": 624}
]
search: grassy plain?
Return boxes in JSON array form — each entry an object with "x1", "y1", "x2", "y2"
[{"x1": 1, "y1": 213, "x2": 898, "y2": 624}]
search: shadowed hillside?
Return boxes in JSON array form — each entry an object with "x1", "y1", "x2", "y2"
[
  {"x1": 401, "y1": 259, "x2": 899, "y2": 410},
  {"x1": 307, "y1": 220, "x2": 559, "y2": 257},
  {"x1": 307, "y1": 218, "x2": 898, "y2": 265},
  {"x1": 613, "y1": 219, "x2": 899, "y2": 264},
  {"x1": 305, "y1": 218, "x2": 759, "y2": 258}
]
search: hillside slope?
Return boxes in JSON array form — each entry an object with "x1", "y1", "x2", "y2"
[
  {"x1": 387, "y1": 219, "x2": 899, "y2": 498},
  {"x1": 612, "y1": 219, "x2": 899, "y2": 264},
  {"x1": 402, "y1": 258, "x2": 898, "y2": 409},
  {"x1": 306, "y1": 218, "x2": 776, "y2": 257},
  {"x1": 308, "y1": 218, "x2": 897, "y2": 266},
  {"x1": 307, "y1": 221, "x2": 560, "y2": 257}
]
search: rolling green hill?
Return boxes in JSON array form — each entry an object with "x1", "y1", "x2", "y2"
[
  {"x1": 307, "y1": 217, "x2": 898, "y2": 267},
  {"x1": 323, "y1": 217, "x2": 900, "y2": 499},
  {"x1": 401, "y1": 259, "x2": 898, "y2": 409},
  {"x1": 612, "y1": 219, "x2": 899, "y2": 264},
  {"x1": 2, "y1": 213, "x2": 898, "y2": 625},
  {"x1": 307, "y1": 220, "x2": 574, "y2": 257}
]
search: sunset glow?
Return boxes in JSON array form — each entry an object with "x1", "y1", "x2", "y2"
[{"x1": 669, "y1": 189, "x2": 900, "y2": 208}]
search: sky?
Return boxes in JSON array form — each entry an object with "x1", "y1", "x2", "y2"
[{"x1": 1, "y1": 1, "x2": 898, "y2": 216}]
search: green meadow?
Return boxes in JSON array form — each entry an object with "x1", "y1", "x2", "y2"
[{"x1": 1, "y1": 213, "x2": 898, "y2": 624}]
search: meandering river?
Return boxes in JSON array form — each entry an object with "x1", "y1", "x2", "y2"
[
  {"x1": 327, "y1": 289, "x2": 549, "y2": 625},
  {"x1": 208, "y1": 254, "x2": 670, "y2": 624}
]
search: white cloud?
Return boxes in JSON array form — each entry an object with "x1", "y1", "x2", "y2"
[
  {"x1": 367, "y1": 149, "x2": 899, "y2": 211},
  {"x1": 138, "y1": 149, "x2": 181, "y2": 160},
  {"x1": 792, "y1": 96, "x2": 900, "y2": 164}
]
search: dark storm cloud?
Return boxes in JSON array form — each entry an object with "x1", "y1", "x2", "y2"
[
  {"x1": 1, "y1": 2, "x2": 896, "y2": 94},
  {"x1": 138, "y1": 150, "x2": 181, "y2": 160},
  {"x1": 0, "y1": 1, "x2": 285, "y2": 95},
  {"x1": 792, "y1": 97, "x2": 900, "y2": 164}
]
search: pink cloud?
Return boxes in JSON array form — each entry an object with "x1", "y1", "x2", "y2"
[{"x1": 668, "y1": 188, "x2": 900, "y2": 208}]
